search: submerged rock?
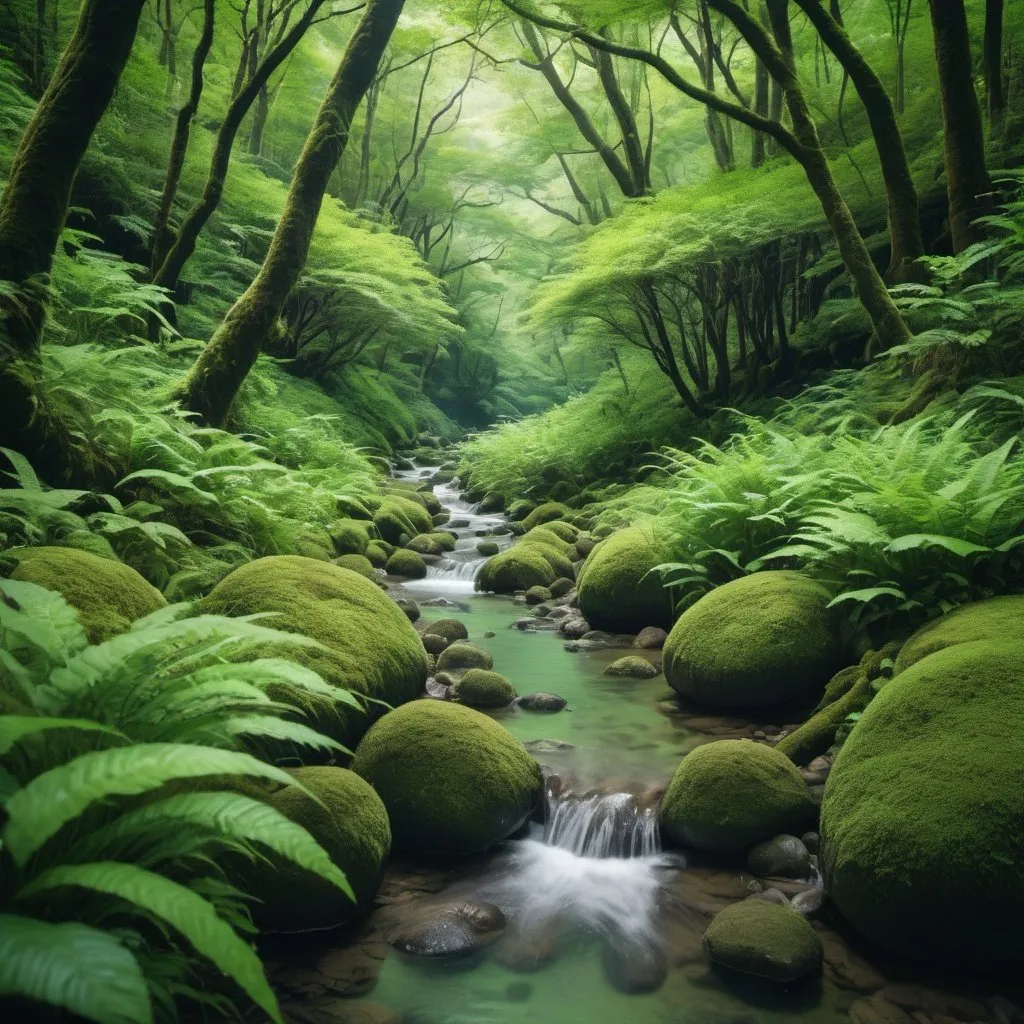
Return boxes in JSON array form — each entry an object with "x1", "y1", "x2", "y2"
[
  {"x1": 384, "y1": 900, "x2": 506, "y2": 958},
  {"x1": 659, "y1": 739, "x2": 814, "y2": 853},
  {"x1": 663, "y1": 571, "x2": 843, "y2": 708},
  {"x1": 746, "y1": 834, "x2": 812, "y2": 879},
  {"x1": 517, "y1": 692, "x2": 568, "y2": 712},
  {"x1": 352, "y1": 701, "x2": 541, "y2": 855},
  {"x1": 604, "y1": 655, "x2": 660, "y2": 679},
  {"x1": 601, "y1": 937, "x2": 667, "y2": 994},
  {"x1": 704, "y1": 899, "x2": 822, "y2": 982}
]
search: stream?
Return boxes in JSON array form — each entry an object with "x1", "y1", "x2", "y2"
[{"x1": 266, "y1": 464, "x2": 1013, "y2": 1024}]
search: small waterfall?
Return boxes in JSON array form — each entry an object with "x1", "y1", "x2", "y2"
[{"x1": 545, "y1": 791, "x2": 659, "y2": 859}]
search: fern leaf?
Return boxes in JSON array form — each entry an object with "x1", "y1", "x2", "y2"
[
  {"x1": 827, "y1": 587, "x2": 906, "y2": 607},
  {"x1": 884, "y1": 534, "x2": 990, "y2": 557},
  {"x1": 0, "y1": 914, "x2": 152, "y2": 1024},
  {"x1": 0, "y1": 580, "x2": 88, "y2": 663},
  {"x1": 2, "y1": 744, "x2": 303, "y2": 866},
  {"x1": 17, "y1": 863, "x2": 281, "y2": 1023},
  {"x1": 0, "y1": 717, "x2": 129, "y2": 756},
  {"x1": 0, "y1": 448, "x2": 42, "y2": 490}
]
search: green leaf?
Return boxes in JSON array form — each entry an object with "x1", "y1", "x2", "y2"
[
  {"x1": 0, "y1": 448, "x2": 41, "y2": 490},
  {"x1": 18, "y1": 863, "x2": 281, "y2": 1023},
  {"x1": 2, "y1": 744, "x2": 303, "y2": 866},
  {"x1": 0, "y1": 717, "x2": 129, "y2": 756},
  {"x1": 221, "y1": 715, "x2": 349, "y2": 754},
  {"x1": 884, "y1": 534, "x2": 989, "y2": 557},
  {"x1": 0, "y1": 580, "x2": 88, "y2": 663},
  {"x1": 0, "y1": 914, "x2": 152, "y2": 1024},
  {"x1": 827, "y1": 587, "x2": 906, "y2": 608}
]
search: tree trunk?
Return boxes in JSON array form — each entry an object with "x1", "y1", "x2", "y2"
[
  {"x1": 151, "y1": 0, "x2": 215, "y2": 278},
  {"x1": 0, "y1": 0, "x2": 147, "y2": 353},
  {"x1": 751, "y1": 56, "x2": 769, "y2": 166},
  {"x1": 175, "y1": 0, "x2": 406, "y2": 424},
  {"x1": 248, "y1": 83, "x2": 270, "y2": 155},
  {"x1": 152, "y1": 0, "x2": 326, "y2": 299},
  {"x1": 794, "y1": 0, "x2": 924, "y2": 281},
  {"x1": 984, "y1": 0, "x2": 1004, "y2": 124},
  {"x1": 591, "y1": 39, "x2": 649, "y2": 192},
  {"x1": 928, "y1": 0, "x2": 992, "y2": 252}
]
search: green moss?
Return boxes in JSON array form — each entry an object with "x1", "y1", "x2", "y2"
[
  {"x1": 521, "y1": 502, "x2": 571, "y2": 532},
  {"x1": 407, "y1": 533, "x2": 444, "y2": 556},
  {"x1": 525, "y1": 585, "x2": 552, "y2": 605},
  {"x1": 820, "y1": 640, "x2": 1024, "y2": 968},
  {"x1": 604, "y1": 656, "x2": 659, "y2": 679},
  {"x1": 776, "y1": 672, "x2": 872, "y2": 765},
  {"x1": 452, "y1": 668, "x2": 516, "y2": 708},
  {"x1": 894, "y1": 595, "x2": 1024, "y2": 673},
  {"x1": 663, "y1": 571, "x2": 842, "y2": 708},
  {"x1": 476, "y1": 546, "x2": 556, "y2": 594},
  {"x1": 385, "y1": 549, "x2": 427, "y2": 578},
  {"x1": 250, "y1": 766, "x2": 391, "y2": 932},
  {"x1": 8, "y1": 545, "x2": 166, "y2": 644},
  {"x1": 703, "y1": 900, "x2": 822, "y2": 982},
  {"x1": 333, "y1": 553, "x2": 377, "y2": 580},
  {"x1": 426, "y1": 618, "x2": 468, "y2": 643},
  {"x1": 199, "y1": 556, "x2": 428, "y2": 747},
  {"x1": 352, "y1": 701, "x2": 541, "y2": 855},
  {"x1": 535, "y1": 520, "x2": 579, "y2": 544},
  {"x1": 506, "y1": 499, "x2": 536, "y2": 522},
  {"x1": 431, "y1": 531, "x2": 457, "y2": 551},
  {"x1": 519, "y1": 531, "x2": 576, "y2": 579},
  {"x1": 659, "y1": 739, "x2": 814, "y2": 853},
  {"x1": 374, "y1": 495, "x2": 434, "y2": 544},
  {"x1": 576, "y1": 526, "x2": 674, "y2": 633},
  {"x1": 477, "y1": 541, "x2": 500, "y2": 556},
  {"x1": 436, "y1": 642, "x2": 493, "y2": 674},
  {"x1": 330, "y1": 519, "x2": 371, "y2": 556},
  {"x1": 547, "y1": 480, "x2": 580, "y2": 503},
  {"x1": 365, "y1": 542, "x2": 389, "y2": 568}
]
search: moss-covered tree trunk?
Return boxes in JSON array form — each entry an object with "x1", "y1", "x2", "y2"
[
  {"x1": 794, "y1": 0, "x2": 924, "y2": 282},
  {"x1": 984, "y1": 0, "x2": 1004, "y2": 125},
  {"x1": 928, "y1": 0, "x2": 992, "y2": 252},
  {"x1": 175, "y1": 0, "x2": 406, "y2": 425},
  {"x1": 0, "y1": 0, "x2": 147, "y2": 352}
]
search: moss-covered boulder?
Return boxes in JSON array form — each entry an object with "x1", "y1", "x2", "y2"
[
  {"x1": 519, "y1": 531, "x2": 576, "y2": 579},
  {"x1": 426, "y1": 618, "x2": 469, "y2": 644},
  {"x1": 521, "y1": 502, "x2": 571, "y2": 532},
  {"x1": 820, "y1": 640, "x2": 1024, "y2": 968},
  {"x1": 453, "y1": 669, "x2": 516, "y2": 708},
  {"x1": 352, "y1": 701, "x2": 542, "y2": 855},
  {"x1": 478, "y1": 492, "x2": 505, "y2": 513},
  {"x1": 663, "y1": 571, "x2": 842, "y2": 708},
  {"x1": 200, "y1": 556, "x2": 429, "y2": 746},
  {"x1": 506, "y1": 499, "x2": 536, "y2": 523},
  {"x1": 251, "y1": 767, "x2": 391, "y2": 932},
  {"x1": 421, "y1": 633, "x2": 449, "y2": 656},
  {"x1": 604, "y1": 656, "x2": 659, "y2": 679},
  {"x1": 330, "y1": 519, "x2": 371, "y2": 556},
  {"x1": 893, "y1": 595, "x2": 1024, "y2": 673},
  {"x1": 407, "y1": 533, "x2": 445, "y2": 556},
  {"x1": 477, "y1": 541, "x2": 500, "y2": 556},
  {"x1": 576, "y1": 526, "x2": 673, "y2": 633},
  {"x1": 535, "y1": 520, "x2": 580, "y2": 544},
  {"x1": 365, "y1": 542, "x2": 389, "y2": 569},
  {"x1": 8, "y1": 545, "x2": 166, "y2": 644},
  {"x1": 525, "y1": 585, "x2": 552, "y2": 605},
  {"x1": 660, "y1": 740, "x2": 814, "y2": 853},
  {"x1": 385, "y1": 549, "x2": 427, "y2": 579},
  {"x1": 703, "y1": 900, "x2": 822, "y2": 982},
  {"x1": 436, "y1": 643, "x2": 493, "y2": 674},
  {"x1": 476, "y1": 547, "x2": 555, "y2": 594},
  {"x1": 333, "y1": 554, "x2": 377, "y2": 580},
  {"x1": 374, "y1": 495, "x2": 434, "y2": 544}
]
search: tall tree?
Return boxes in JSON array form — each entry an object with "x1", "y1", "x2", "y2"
[
  {"x1": 928, "y1": 0, "x2": 991, "y2": 252},
  {"x1": 176, "y1": 0, "x2": 407, "y2": 424},
  {"x1": 984, "y1": 0, "x2": 1004, "y2": 125}
]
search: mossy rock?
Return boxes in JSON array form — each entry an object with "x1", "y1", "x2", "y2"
[
  {"x1": 477, "y1": 541, "x2": 500, "y2": 556},
  {"x1": 365, "y1": 542, "x2": 389, "y2": 569},
  {"x1": 333, "y1": 554, "x2": 377, "y2": 580},
  {"x1": 385, "y1": 549, "x2": 427, "y2": 579},
  {"x1": 407, "y1": 533, "x2": 445, "y2": 556},
  {"x1": 352, "y1": 701, "x2": 541, "y2": 855},
  {"x1": 374, "y1": 495, "x2": 434, "y2": 544},
  {"x1": 549, "y1": 578, "x2": 575, "y2": 598},
  {"x1": 8, "y1": 545, "x2": 166, "y2": 644},
  {"x1": 430, "y1": 531, "x2": 457, "y2": 552},
  {"x1": 506, "y1": 499, "x2": 536, "y2": 523},
  {"x1": 576, "y1": 526, "x2": 674, "y2": 633},
  {"x1": 436, "y1": 643, "x2": 493, "y2": 674},
  {"x1": 452, "y1": 669, "x2": 516, "y2": 708},
  {"x1": 604, "y1": 656, "x2": 659, "y2": 679},
  {"x1": 893, "y1": 595, "x2": 1024, "y2": 673},
  {"x1": 535, "y1": 521, "x2": 579, "y2": 544},
  {"x1": 330, "y1": 519, "x2": 371, "y2": 556},
  {"x1": 291, "y1": 525, "x2": 335, "y2": 561},
  {"x1": 659, "y1": 740, "x2": 814, "y2": 853},
  {"x1": 519, "y1": 531, "x2": 575, "y2": 579},
  {"x1": 663, "y1": 571, "x2": 842, "y2": 708},
  {"x1": 547, "y1": 480, "x2": 580, "y2": 503},
  {"x1": 525, "y1": 586, "x2": 552, "y2": 605},
  {"x1": 421, "y1": 633, "x2": 449, "y2": 656},
  {"x1": 478, "y1": 492, "x2": 505, "y2": 513},
  {"x1": 521, "y1": 502, "x2": 571, "y2": 532},
  {"x1": 703, "y1": 900, "x2": 822, "y2": 982},
  {"x1": 250, "y1": 767, "x2": 391, "y2": 932},
  {"x1": 426, "y1": 618, "x2": 469, "y2": 644},
  {"x1": 820, "y1": 640, "x2": 1024, "y2": 968},
  {"x1": 476, "y1": 547, "x2": 556, "y2": 594},
  {"x1": 199, "y1": 556, "x2": 428, "y2": 747}
]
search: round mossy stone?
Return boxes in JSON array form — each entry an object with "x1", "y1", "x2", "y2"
[
  {"x1": 576, "y1": 526, "x2": 674, "y2": 633},
  {"x1": 252, "y1": 766, "x2": 391, "y2": 932},
  {"x1": 333, "y1": 554, "x2": 377, "y2": 580},
  {"x1": 365, "y1": 542, "x2": 389, "y2": 569},
  {"x1": 894, "y1": 595, "x2": 1024, "y2": 673},
  {"x1": 476, "y1": 547, "x2": 556, "y2": 594},
  {"x1": 506, "y1": 499, "x2": 536, "y2": 523},
  {"x1": 385, "y1": 549, "x2": 427, "y2": 579},
  {"x1": 426, "y1": 618, "x2": 469, "y2": 644},
  {"x1": 535, "y1": 521, "x2": 579, "y2": 544},
  {"x1": 821, "y1": 640, "x2": 1024, "y2": 968},
  {"x1": 374, "y1": 495, "x2": 433, "y2": 544},
  {"x1": 199, "y1": 556, "x2": 428, "y2": 746},
  {"x1": 352, "y1": 701, "x2": 542, "y2": 855},
  {"x1": 421, "y1": 633, "x2": 449, "y2": 656},
  {"x1": 604, "y1": 656, "x2": 659, "y2": 679},
  {"x1": 437, "y1": 643, "x2": 494, "y2": 674},
  {"x1": 453, "y1": 669, "x2": 516, "y2": 708},
  {"x1": 431, "y1": 531, "x2": 457, "y2": 552},
  {"x1": 521, "y1": 502, "x2": 571, "y2": 532},
  {"x1": 329, "y1": 519, "x2": 370, "y2": 556},
  {"x1": 477, "y1": 541, "x2": 500, "y2": 556},
  {"x1": 663, "y1": 571, "x2": 842, "y2": 708},
  {"x1": 525, "y1": 586, "x2": 552, "y2": 605},
  {"x1": 659, "y1": 739, "x2": 814, "y2": 853},
  {"x1": 8, "y1": 545, "x2": 166, "y2": 644},
  {"x1": 703, "y1": 900, "x2": 822, "y2": 982},
  {"x1": 407, "y1": 533, "x2": 444, "y2": 556}
]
